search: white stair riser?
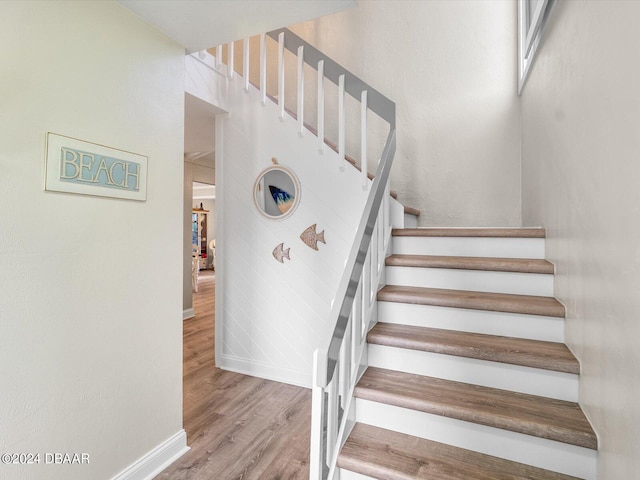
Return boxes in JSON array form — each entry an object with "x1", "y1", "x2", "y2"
[
  {"x1": 393, "y1": 237, "x2": 545, "y2": 259},
  {"x1": 354, "y1": 399, "x2": 597, "y2": 480},
  {"x1": 403, "y1": 213, "x2": 418, "y2": 228},
  {"x1": 367, "y1": 344, "x2": 578, "y2": 402},
  {"x1": 386, "y1": 266, "x2": 553, "y2": 296},
  {"x1": 378, "y1": 302, "x2": 565, "y2": 343}
]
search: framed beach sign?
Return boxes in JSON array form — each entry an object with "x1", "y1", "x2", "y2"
[{"x1": 45, "y1": 132, "x2": 148, "y2": 201}]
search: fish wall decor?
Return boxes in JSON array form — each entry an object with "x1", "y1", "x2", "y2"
[
  {"x1": 300, "y1": 224, "x2": 326, "y2": 251},
  {"x1": 272, "y1": 242, "x2": 291, "y2": 263},
  {"x1": 269, "y1": 185, "x2": 295, "y2": 214}
]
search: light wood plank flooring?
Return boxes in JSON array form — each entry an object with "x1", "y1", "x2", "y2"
[{"x1": 154, "y1": 271, "x2": 311, "y2": 480}]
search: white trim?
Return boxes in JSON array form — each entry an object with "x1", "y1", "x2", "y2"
[
  {"x1": 183, "y1": 308, "x2": 195, "y2": 320},
  {"x1": 523, "y1": 0, "x2": 549, "y2": 58},
  {"x1": 214, "y1": 114, "x2": 227, "y2": 371},
  {"x1": 518, "y1": 0, "x2": 557, "y2": 94},
  {"x1": 111, "y1": 430, "x2": 189, "y2": 480},
  {"x1": 218, "y1": 353, "x2": 311, "y2": 388},
  {"x1": 390, "y1": 198, "x2": 405, "y2": 229}
]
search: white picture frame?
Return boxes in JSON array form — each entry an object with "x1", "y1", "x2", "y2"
[{"x1": 45, "y1": 132, "x2": 148, "y2": 201}]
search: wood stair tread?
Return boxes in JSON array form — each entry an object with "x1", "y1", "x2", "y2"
[
  {"x1": 338, "y1": 423, "x2": 584, "y2": 480},
  {"x1": 393, "y1": 228, "x2": 546, "y2": 238},
  {"x1": 378, "y1": 285, "x2": 566, "y2": 317},
  {"x1": 404, "y1": 205, "x2": 421, "y2": 217},
  {"x1": 368, "y1": 323, "x2": 579, "y2": 374},
  {"x1": 386, "y1": 254, "x2": 554, "y2": 274},
  {"x1": 355, "y1": 367, "x2": 597, "y2": 449}
]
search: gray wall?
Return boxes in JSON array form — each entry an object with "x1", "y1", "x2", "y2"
[{"x1": 521, "y1": 1, "x2": 640, "y2": 477}]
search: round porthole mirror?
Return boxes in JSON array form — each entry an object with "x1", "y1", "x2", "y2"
[{"x1": 253, "y1": 165, "x2": 301, "y2": 220}]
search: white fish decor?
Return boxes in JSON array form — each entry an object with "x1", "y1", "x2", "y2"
[
  {"x1": 300, "y1": 224, "x2": 326, "y2": 251},
  {"x1": 272, "y1": 243, "x2": 291, "y2": 263}
]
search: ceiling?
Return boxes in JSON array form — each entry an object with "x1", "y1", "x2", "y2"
[{"x1": 117, "y1": 0, "x2": 357, "y2": 53}]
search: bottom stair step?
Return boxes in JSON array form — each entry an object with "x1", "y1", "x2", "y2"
[{"x1": 338, "y1": 423, "x2": 583, "y2": 480}]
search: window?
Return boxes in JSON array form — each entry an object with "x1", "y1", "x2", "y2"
[{"x1": 518, "y1": 0, "x2": 556, "y2": 93}]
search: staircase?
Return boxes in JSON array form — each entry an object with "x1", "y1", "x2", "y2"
[
  {"x1": 203, "y1": 27, "x2": 597, "y2": 480},
  {"x1": 336, "y1": 227, "x2": 598, "y2": 480}
]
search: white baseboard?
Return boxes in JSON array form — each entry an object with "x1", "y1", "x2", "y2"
[
  {"x1": 112, "y1": 430, "x2": 189, "y2": 480},
  {"x1": 218, "y1": 354, "x2": 311, "y2": 388},
  {"x1": 183, "y1": 308, "x2": 195, "y2": 320}
]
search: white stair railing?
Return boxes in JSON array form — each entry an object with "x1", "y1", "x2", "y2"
[{"x1": 214, "y1": 28, "x2": 396, "y2": 480}]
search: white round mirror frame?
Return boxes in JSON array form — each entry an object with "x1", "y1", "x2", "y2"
[{"x1": 253, "y1": 165, "x2": 301, "y2": 221}]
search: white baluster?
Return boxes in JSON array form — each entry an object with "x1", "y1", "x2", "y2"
[
  {"x1": 216, "y1": 45, "x2": 222, "y2": 68},
  {"x1": 228, "y1": 42, "x2": 234, "y2": 78},
  {"x1": 361, "y1": 90, "x2": 368, "y2": 188},
  {"x1": 352, "y1": 281, "x2": 363, "y2": 345},
  {"x1": 278, "y1": 32, "x2": 285, "y2": 120},
  {"x1": 326, "y1": 373, "x2": 338, "y2": 465},
  {"x1": 351, "y1": 308, "x2": 358, "y2": 367},
  {"x1": 363, "y1": 249, "x2": 371, "y2": 320},
  {"x1": 371, "y1": 235, "x2": 377, "y2": 300},
  {"x1": 310, "y1": 349, "x2": 327, "y2": 480},
  {"x1": 297, "y1": 46, "x2": 304, "y2": 136},
  {"x1": 317, "y1": 60, "x2": 325, "y2": 153},
  {"x1": 339, "y1": 324, "x2": 350, "y2": 409},
  {"x1": 243, "y1": 37, "x2": 250, "y2": 92},
  {"x1": 338, "y1": 74, "x2": 346, "y2": 170},
  {"x1": 260, "y1": 33, "x2": 266, "y2": 104},
  {"x1": 371, "y1": 222, "x2": 379, "y2": 294},
  {"x1": 379, "y1": 204, "x2": 386, "y2": 272},
  {"x1": 385, "y1": 182, "x2": 391, "y2": 245},
  {"x1": 361, "y1": 272, "x2": 368, "y2": 338}
]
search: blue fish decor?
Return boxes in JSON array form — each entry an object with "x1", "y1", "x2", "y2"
[
  {"x1": 300, "y1": 224, "x2": 326, "y2": 251},
  {"x1": 269, "y1": 185, "x2": 295, "y2": 214},
  {"x1": 272, "y1": 243, "x2": 291, "y2": 263}
]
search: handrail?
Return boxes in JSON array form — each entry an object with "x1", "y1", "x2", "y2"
[{"x1": 322, "y1": 129, "x2": 395, "y2": 386}]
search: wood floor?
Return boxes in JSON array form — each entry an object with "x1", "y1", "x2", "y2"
[{"x1": 154, "y1": 271, "x2": 312, "y2": 480}]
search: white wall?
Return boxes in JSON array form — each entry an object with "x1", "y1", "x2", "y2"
[
  {"x1": 287, "y1": 0, "x2": 522, "y2": 227},
  {"x1": 0, "y1": 2, "x2": 185, "y2": 479},
  {"x1": 216, "y1": 76, "x2": 371, "y2": 387},
  {"x1": 521, "y1": 1, "x2": 640, "y2": 477}
]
